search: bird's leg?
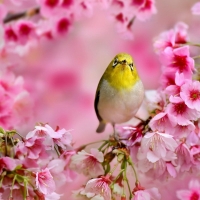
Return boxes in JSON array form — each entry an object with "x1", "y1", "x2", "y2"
[
  {"x1": 134, "y1": 115, "x2": 145, "y2": 122},
  {"x1": 112, "y1": 123, "x2": 116, "y2": 138}
]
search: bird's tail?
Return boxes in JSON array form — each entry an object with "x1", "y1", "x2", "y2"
[{"x1": 96, "y1": 121, "x2": 106, "y2": 133}]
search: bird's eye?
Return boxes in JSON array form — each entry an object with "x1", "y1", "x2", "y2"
[
  {"x1": 113, "y1": 58, "x2": 118, "y2": 68},
  {"x1": 129, "y1": 63, "x2": 134, "y2": 71}
]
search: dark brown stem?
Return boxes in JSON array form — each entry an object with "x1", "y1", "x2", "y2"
[
  {"x1": 127, "y1": 16, "x2": 136, "y2": 29},
  {"x1": 3, "y1": 7, "x2": 40, "y2": 24}
]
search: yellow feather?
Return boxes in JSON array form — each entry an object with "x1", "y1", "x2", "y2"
[{"x1": 102, "y1": 53, "x2": 139, "y2": 90}]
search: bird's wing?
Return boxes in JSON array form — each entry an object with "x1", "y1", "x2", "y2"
[{"x1": 94, "y1": 89, "x2": 102, "y2": 122}]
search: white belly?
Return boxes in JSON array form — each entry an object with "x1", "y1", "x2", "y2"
[{"x1": 98, "y1": 80, "x2": 144, "y2": 124}]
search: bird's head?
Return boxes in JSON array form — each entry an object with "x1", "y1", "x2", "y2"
[{"x1": 104, "y1": 53, "x2": 140, "y2": 90}]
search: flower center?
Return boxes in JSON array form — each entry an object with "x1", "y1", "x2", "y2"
[
  {"x1": 19, "y1": 24, "x2": 32, "y2": 36},
  {"x1": 175, "y1": 33, "x2": 186, "y2": 44},
  {"x1": 62, "y1": 0, "x2": 73, "y2": 7},
  {"x1": 57, "y1": 18, "x2": 70, "y2": 33},
  {"x1": 116, "y1": 13, "x2": 124, "y2": 23},
  {"x1": 132, "y1": 0, "x2": 145, "y2": 6},
  {"x1": 174, "y1": 102, "x2": 187, "y2": 114},
  {"x1": 190, "y1": 192, "x2": 199, "y2": 200},
  {"x1": 174, "y1": 55, "x2": 187, "y2": 72},
  {"x1": 141, "y1": 0, "x2": 152, "y2": 10},
  {"x1": 45, "y1": 0, "x2": 59, "y2": 7},
  {"x1": 190, "y1": 90, "x2": 200, "y2": 101},
  {"x1": 5, "y1": 28, "x2": 18, "y2": 41}
]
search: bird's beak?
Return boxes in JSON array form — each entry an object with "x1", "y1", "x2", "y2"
[
  {"x1": 121, "y1": 60, "x2": 127, "y2": 65},
  {"x1": 121, "y1": 60, "x2": 127, "y2": 70}
]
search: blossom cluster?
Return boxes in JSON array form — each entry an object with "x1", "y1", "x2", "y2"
[
  {"x1": 0, "y1": 124, "x2": 75, "y2": 199},
  {"x1": 1, "y1": 1, "x2": 200, "y2": 200},
  {"x1": 0, "y1": 71, "x2": 32, "y2": 130},
  {"x1": 1, "y1": 0, "x2": 157, "y2": 60}
]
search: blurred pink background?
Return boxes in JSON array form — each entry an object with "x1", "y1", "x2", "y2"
[{"x1": 7, "y1": 0, "x2": 198, "y2": 198}]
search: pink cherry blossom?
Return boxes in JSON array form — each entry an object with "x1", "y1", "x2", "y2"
[
  {"x1": 4, "y1": 25, "x2": 19, "y2": 43},
  {"x1": 177, "y1": 179, "x2": 200, "y2": 200},
  {"x1": 161, "y1": 46, "x2": 194, "y2": 79},
  {"x1": 50, "y1": 126, "x2": 73, "y2": 149},
  {"x1": 133, "y1": 190, "x2": 153, "y2": 200},
  {"x1": 165, "y1": 72, "x2": 188, "y2": 96},
  {"x1": 133, "y1": 187, "x2": 161, "y2": 200},
  {"x1": 175, "y1": 142, "x2": 192, "y2": 172},
  {"x1": 133, "y1": 0, "x2": 157, "y2": 21},
  {"x1": 191, "y1": 2, "x2": 200, "y2": 15},
  {"x1": 37, "y1": 0, "x2": 62, "y2": 18},
  {"x1": 137, "y1": 131, "x2": 177, "y2": 177},
  {"x1": 43, "y1": 124, "x2": 67, "y2": 139},
  {"x1": 45, "y1": 192, "x2": 62, "y2": 200},
  {"x1": 54, "y1": 17, "x2": 71, "y2": 35},
  {"x1": 145, "y1": 90, "x2": 166, "y2": 112},
  {"x1": 72, "y1": 187, "x2": 104, "y2": 200},
  {"x1": 15, "y1": 136, "x2": 47, "y2": 160},
  {"x1": 26, "y1": 126, "x2": 54, "y2": 150},
  {"x1": 14, "y1": 20, "x2": 36, "y2": 45},
  {"x1": 139, "y1": 131, "x2": 178, "y2": 161},
  {"x1": 84, "y1": 176, "x2": 111, "y2": 200},
  {"x1": 190, "y1": 145, "x2": 200, "y2": 166},
  {"x1": 36, "y1": 168, "x2": 55, "y2": 195},
  {"x1": 110, "y1": 0, "x2": 157, "y2": 39},
  {"x1": 0, "y1": 157, "x2": 17, "y2": 174},
  {"x1": 70, "y1": 148, "x2": 104, "y2": 178},
  {"x1": 167, "y1": 96, "x2": 200, "y2": 126},
  {"x1": 154, "y1": 22, "x2": 188, "y2": 54},
  {"x1": 180, "y1": 80, "x2": 200, "y2": 111},
  {"x1": 154, "y1": 29, "x2": 175, "y2": 54},
  {"x1": 160, "y1": 71, "x2": 176, "y2": 89},
  {"x1": 149, "y1": 112, "x2": 176, "y2": 134},
  {"x1": 32, "y1": 124, "x2": 73, "y2": 150},
  {"x1": 131, "y1": 0, "x2": 146, "y2": 8},
  {"x1": 50, "y1": 16, "x2": 72, "y2": 38},
  {"x1": 166, "y1": 162, "x2": 177, "y2": 178},
  {"x1": 61, "y1": 0, "x2": 74, "y2": 8},
  {"x1": 174, "y1": 22, "x2": 188, "y2": 45},
  {"x1": 116, "y1": 125, "x2": 142, "y2": 147},
  {"x1": 172, "y1": 122, "x2": 195, "y2": 138},
  {"x1": 137, "y1": 155, "x2": 177, "y2": 178},
  {"x1": 0, "y1": 86, "x2": 13, "y2": 116},
  {"x1": 47, "y1": 159, "x2": 67, "y2": 187},
  {"x1": 60, "y1": 150, "x2": 77, "y2": 182},
  {"x1": 186, "y1": 131, "x2": 200, "y2": 146},
  {"x1": 0, "y1": 71, "x2": 32, "y2": 129}
]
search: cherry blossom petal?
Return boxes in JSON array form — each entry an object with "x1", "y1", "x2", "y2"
[
  {"x1": 36, "y1": 168, "x2": 55, "y2": 195},
  {"x1": 191, "y1": 2, "x2": 200, "y2": 15}
]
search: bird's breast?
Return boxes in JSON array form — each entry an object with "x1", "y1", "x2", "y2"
[{"x1": 98, "y1": 79, "x2": 144, "y2": 124}]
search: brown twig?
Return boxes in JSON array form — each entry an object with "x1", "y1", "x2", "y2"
[{"x1": 3, "y1": 7, "x2": 40, "y2": 24}]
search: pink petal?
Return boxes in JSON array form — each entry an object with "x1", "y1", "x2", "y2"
[
  {"x1": 191, "y1": 2, "x2": 200, "y2": 15},
  {"x1": 189, "y1": 179, "x2": 200, "y2": 190},
  {"x1": 177, "y1": 190, "x2": 192, "y2": 199},
  {"x1": 90, "y1": 148, "x2": 104, "y2": 163},
  {"x1": 166, "y1": 163, "x2": 176, "y2": 178},
  {"x1": 147, "y1": 151, "x2": 159, "y2": 162}
]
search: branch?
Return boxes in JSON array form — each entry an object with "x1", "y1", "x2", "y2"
[{"x1": 3, "y1": 7, "x2": 40, "y2": 24}]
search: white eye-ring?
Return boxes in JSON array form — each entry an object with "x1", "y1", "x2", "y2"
[
  {"x1": 113, "y1": 58, "x2": 118, "y2": 67},
  {"x1": 129, "y1": 63, "x2": 134, "y2": 71}
]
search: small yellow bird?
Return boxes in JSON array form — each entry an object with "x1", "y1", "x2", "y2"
[{"x1": 94, "y1": 53, "x2": 144, "y2": 133}]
